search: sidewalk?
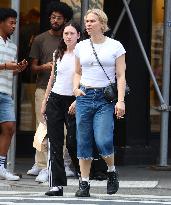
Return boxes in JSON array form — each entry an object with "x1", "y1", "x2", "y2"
[{"x1": 1, "y1": 158, "x2": 171, "y2": 192}]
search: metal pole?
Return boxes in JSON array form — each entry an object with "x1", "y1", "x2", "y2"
[
  {"x1": 80, "y1": 0, "x2": 89, "y2": 31},
  {"x1": 111, "y1": 0, "x2": 131, "y2": 39},
  {"x1": 7, "y1": 0, "x2": 20, "y2": 172},
  {"x1": 122, "y1": 0, "x2": 165, "y2": 107},
  {"x1": 159, "y1": 0, "x2": 171, "y2": 166}
]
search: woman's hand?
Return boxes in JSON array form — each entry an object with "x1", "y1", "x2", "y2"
[
  {"x1": 115, "y1": 101, "x2": 125, "y2": 119},
  {"x1": 73, "y1": 88, "x2": 86, "y2": 97},
  {"x1": 68, "y1": 101, "x2": 76, "y2": 115}
]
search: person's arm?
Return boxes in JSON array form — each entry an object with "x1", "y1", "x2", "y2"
[
  {"x1": 31, "y1": 58, "x2": 52, "y2": 73},
  {"x1": 68, "y1": 56, "x2": 85, "y2": 115},
  {"x1": 0, "y1": 60, "x2": 28, "y2": 73},
  {"x1": 41, "y1": 63, "x2": 54, "y2": 116},
  {"x1": 0, "y1": 62, "x2": 19, "y2": 71},
  {"x1": 73, "y1": 56, "x2": 85, "y2": 97},
  {"x1": 44, "y1": 68, "x2": 54, "y2": 102},
  {"x1": 116, "y1": 54, "x2": 126, "y2": 102},
  {"x1": 115, "y1": 54, "x2": 126, "y2": 119}
]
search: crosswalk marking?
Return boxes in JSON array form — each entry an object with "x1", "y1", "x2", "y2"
[
  {"x1": 0, "y1": 203, "x2": 96, "y2": 205},
  {"x1": 41, "y1": 179, "x2": 158, "y2": 188},
  {"x1": 0, "y1": 179, "x2": 159, "y2": 189},
  {"x1": 0, "y1": 197, "x2": 171, "y2": 205},
  {"x1": 1, "y1": 192, "x2": 171, "y2": 199},
  {"x1": 0, "y1": 193, "x2": 171, "y2": 204}
]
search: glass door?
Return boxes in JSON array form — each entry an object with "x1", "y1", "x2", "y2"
[
  {"x1": 17, "y1": 0, "x2": 40, "y2": 132},
  {"x1": 0, "y1": 0, "x2": 11, "y2": 7},
  {"x1": 150, "y1": 0, "x2": 164, "y2": 133},
  {"x1": 61, "y1": 0, "x2": 104, "y2": 23}
]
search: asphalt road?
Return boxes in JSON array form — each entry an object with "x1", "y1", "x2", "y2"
[{"x1": 1, "y1": 191, "x2": 171, "y2": 205}]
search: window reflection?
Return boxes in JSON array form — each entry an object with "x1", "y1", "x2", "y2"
[
  {"x1": 0, "y1": 0, "x2": 10, "y2": 8},
  {"x1": 61, "y1": 0, "x2": 104, "y2": 23},
  {"x1": 150, "y1": 0, "x2": 164, "y2": 132},
  {"x1": 18, "y1": 1, "x2": 40, "y2": 131}
]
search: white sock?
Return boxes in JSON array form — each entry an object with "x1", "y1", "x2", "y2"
[
  {"x1": 107, "y1": 165, "x2": 116, "y2": 172},
  {"x1": 50, "y1": 186, "x2": 62, "y2": 191},
  {"x1": 0, "y1": 156, "x2": 6, "y2": 168},
  {"x1": 82, "y1": 177, "x2": 89, "y2": 182}
]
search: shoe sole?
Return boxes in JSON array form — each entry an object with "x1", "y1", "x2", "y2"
[
  {"x1": 35, "y1": 179, "x2": 48, "y2": 183},
  {"x1": 27, "y1": 173, "x2": 39, "y2": 176},
  {"x1": 75, "y1": 193, "x2": 90, "y2": 197},
  {"x1": 45, "y1": 190, "x2": 63, "y2": 196},
  {"x1": 0, "y1": 176, "x2": 20, "y2": 181},
  {"x1": 45, "y1": 193, "x2": 63, "y2": 196},
  {"x1": 107, "y1": 191, "x2": 118, "y2": 195},
  {"x1": 0, "y1": 178, "x2": 20, "y2": 181},
  {"x1": 107, "y1": 185, "x2": 119, "y2": 195},
  {"x1": 35, "y1": 181, "x2": 47, "y2": 183}
]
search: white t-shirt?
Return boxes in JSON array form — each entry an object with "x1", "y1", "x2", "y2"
[
  {"x1": 74, "y1": 37, "x2": 126, "y2": 87},
  {"x1": 51, "y1": 52, "x2": 75, "y2": 96}
]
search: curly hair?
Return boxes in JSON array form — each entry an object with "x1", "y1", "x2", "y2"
[
  {"x1": 47, "y1": 1, "x2": 73, "y2": 22},
  {"x1": 0, "y1": 8, "x2": 17, "y2": 22}
]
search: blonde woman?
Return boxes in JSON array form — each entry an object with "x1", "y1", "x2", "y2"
[{"x1": 73, "y1": 9, "x2": 126, "y2": 197}]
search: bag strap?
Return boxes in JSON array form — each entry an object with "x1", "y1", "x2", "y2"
[
  {"x1": 53, "y1": 50, "x2": 57, "y2": 78},
  {"x1": 90, "y1": 38, "x2": 112, "y2": 84}
]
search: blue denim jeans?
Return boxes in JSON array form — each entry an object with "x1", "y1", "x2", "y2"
[
  {"x1": 76, "y1": 86, "x2": 115, "y2": 159},
  {"x1": 0, "y1": 92, "x2": 15, "y2": 123}
]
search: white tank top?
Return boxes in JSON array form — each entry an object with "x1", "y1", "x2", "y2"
[{"x1": 51, "y1": 52, "x2": 75, "y2": 96}]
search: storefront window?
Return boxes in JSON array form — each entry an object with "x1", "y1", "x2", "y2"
[
  {"x1": 61, "y1": 0, "x2": 104, "y2": 23},
  {"x1": 0, "y1": 0, "x2": 11, "y2": 7},
  {"x1": 150, "y1": 0, "x2": 164, "y2": 132},
  {"x1": 18, "y1": 0, "x2": 40, "y2": 131}
]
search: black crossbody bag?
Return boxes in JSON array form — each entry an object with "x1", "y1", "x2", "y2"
[{"x1": 90, "y1": 39, "x2": 130, "y2": 103}]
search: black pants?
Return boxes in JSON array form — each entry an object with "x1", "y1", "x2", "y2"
[{"x1": 46, "y1": 92, "x2": 79, "y2": 187}]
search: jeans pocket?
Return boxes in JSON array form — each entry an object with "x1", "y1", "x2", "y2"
[{"x1": 76, "y1": 86, "x2": 86, "y2": 99}]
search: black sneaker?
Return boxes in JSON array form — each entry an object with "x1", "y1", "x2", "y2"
[
  {"x1": 107, "y1": 171, "x2": 119, "y2": 195},
  {"x1": 75, "y1": 181, "x2": 90, "y2": 197},
  {"x1": 45, "y1": 187, "x2": 63, "y2": 196}
]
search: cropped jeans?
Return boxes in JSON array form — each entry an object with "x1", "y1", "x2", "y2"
[{"x1": 76, "y1": 86, "x2": 115, "y2": 160}]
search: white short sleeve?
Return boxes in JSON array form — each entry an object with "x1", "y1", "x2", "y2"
[
  {"x1": 115, "y1": 41, "x2": 126, "y2": 59},
  {"x1": 73, "y1": 42, "x2": 80, "y2": 58}
]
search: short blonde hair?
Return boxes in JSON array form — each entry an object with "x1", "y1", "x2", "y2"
[{"x1": 84, "y1": 8, "x2": 109, "y2": 33}]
